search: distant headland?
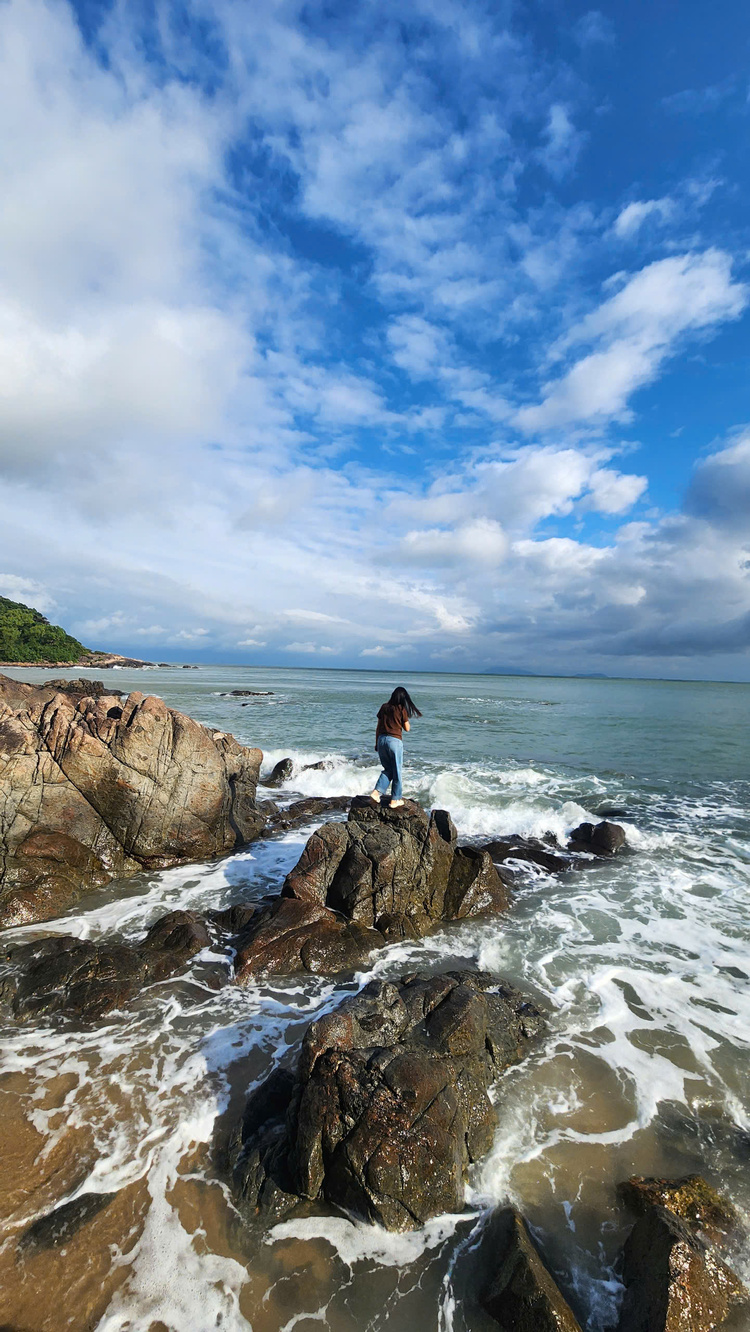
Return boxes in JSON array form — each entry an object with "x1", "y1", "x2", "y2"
[{"x1": 0, "y1": 594, "x2": 168, "y2": 669}]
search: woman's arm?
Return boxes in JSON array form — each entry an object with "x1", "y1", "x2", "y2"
[{"x1": 404, "y1": 719, "x2": 410, "y2": 731}]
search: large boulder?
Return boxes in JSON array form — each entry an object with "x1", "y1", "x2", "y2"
[
  {"x1": 282, "y1": 798, "x2": 504, "y2": 934},
  {"x1": 481, "y1": 837, "x2": 574, "y2": 875},
  {"x1": 617, "y1": 1204, "x2": 747, "y2": 1332},
  {"x1": 261, "y1": 757, "x2": 293, "y2": 788},
  {"x1": 480, "y1": 1208, "x2": 583, "y2": 1331},
  {"x1": 233, "y1": 800, "x2": 511, "y2": 981},
  {"x1": 231, "y1": 971, "x2": 544, "y2": 1232},
  {"x1": 568, "y1": 820, "x2": 626, "y2": 855},
  {"x1": 0, "y1": 675, "x2": 265, "y2": 927}
]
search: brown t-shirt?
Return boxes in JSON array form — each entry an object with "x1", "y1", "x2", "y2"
[{"x1": 375, "y1": 703, "x2": 408, "y2": 747}]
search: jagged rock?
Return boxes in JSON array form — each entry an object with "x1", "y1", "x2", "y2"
[
  {"x1": 4, "y1": 908, "x2": 218, "y2": 1021},
  {"x1": 619, "y1": 1175, "x2": 738, "y2": 1244},
  {"x1": 445, "y1": 847, "x2": 511, "y2": 919},
  {"x1": 231, "y1": 971, "x2": 544, "y2": 1231},
  {"x1": 0, "y1": 675, "x2": 265, "y2": 928},
  {"x1": 480, "y1": 1208, "x2": 583, "y2": 1331},
  {"x1": 282, "y1": 798, "x2": 458, "y2": 934},
  {"x1": 42, "y1": 678, "x2": 123, "y2": 700},
  {"x1": 568, "y1": 820, "x2": 626, "y2": 855},
  {"x1": 617, "y1": 1205, "x2": 747, "y2": 1332},
  {"x1": 481, "y1": 837, "x2": 573, "y2": 875},
  {"x1": 261, "y1": 757, "x2": 294, "y2": 788},
  {"x1": 233, "y1": 897, "x2": 384, "y2": 979}
]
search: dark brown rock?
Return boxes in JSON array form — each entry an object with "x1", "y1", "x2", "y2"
[
  {"x1": 481, "y1": 837, "x2": 573, "y2": 875},
  {"x1": 282, "y1": 800, "x2": 457, "y2": 935},
  {"x1": 262, "y1": 757, "x2": 294, "y2": 787},
  {"x1": 233, "y1": 897, "x2": 384, "y2": 980},
  {"x1": 0, "y1": 675, "x2": 265, "y2": 927},
  {"x1": 617, "y1": 1206, "x2": 747, "y2": 1332},
  {"x1": 445, "y1": 847, "x2": 512, "y2": 919},
  {"x1": 568, "y1": 820, "x2": 626, "y2": 855},
  {"x1": 480, "y1": 1207, "x2": 583, "y2": 1331},
  {"x1": 4, "y1": 908, "x2": 217, "y2": 1021},
  {"x1": 619, "y1": 1175, "x2": 738, "y2": 1244},
  {"x1": 262, "y1": 796, "x2": 351, "y2": 834},
  {"x1": 232, "y1": 971, "x2": 544, "y2": 1231}
]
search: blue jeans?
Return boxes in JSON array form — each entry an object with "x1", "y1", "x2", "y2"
[{"x1": 375, "y1": 735, "x2": 403, "y2": 800}]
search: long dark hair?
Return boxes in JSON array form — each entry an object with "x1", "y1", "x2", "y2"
[{"x1": 388, "y1": 686, "x2": 422, "y2": 718}]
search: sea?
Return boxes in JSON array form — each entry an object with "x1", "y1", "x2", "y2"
[{"x1": 1, "y1": 664, "x2": 749, "y2": 1332}]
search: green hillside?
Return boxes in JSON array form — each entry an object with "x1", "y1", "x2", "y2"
[{"x1": 0, "y1": 595, "x2": 89, "y2": 663}]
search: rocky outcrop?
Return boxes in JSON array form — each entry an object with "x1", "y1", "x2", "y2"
[
  {"x1": 1, "y1": 909, "x2": 214, "y2": 1021},
  {"x1": 616, "y1": 1203, "x2": 747, "y2": 1332},
  {"x1": 0, "y1": 675, "x2": 265, "y2": 928},
  {"x1": 480, "y1": 1208, "x2": 583, "y2": 1331},
  {"x1": 261, "y1": 796, "x2": 353, "y2": 834},
  {"x1": 231, "y1": 971, "x2": 544, "y2": 1231},
  {"x1": 568, "y1": 820, "x2": 626, "y2": 855},
  {"x1": 234, "y1": 799, "x2": 511, "y2": 979},
  {"x1": 482, "y1": 836, "x2": 574, "y2": 875}
]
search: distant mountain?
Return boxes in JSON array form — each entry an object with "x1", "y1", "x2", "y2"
[{"x1": 0, "y1": 595, "x2": 89, "y2": 664}]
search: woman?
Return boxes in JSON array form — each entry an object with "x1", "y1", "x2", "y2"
[{"x1": 370, "y1": 686, "x2": 422, "y2": 808}]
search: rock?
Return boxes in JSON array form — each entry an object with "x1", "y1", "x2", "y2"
[
  {"x1": 0, "y1": 675, "x2": 266, "y2": 927},
  {"x1": 262, "y1": 757, "x2": 294, "y2": 788},
  {"x1": 4, "y1": 908, "x2": 216, "y2": 1021},
  {"x1": 445, "y1": 847, "x2": 511, "y2": 919},
  {"x1": 481, "y1": 837, "x2": 573, "y2": 875},
  {"x1": 617, "y1": 1205, "x2": 747, "y2": 1332},
  {"x1": 480, "y1": 1207, "x2": 583, "y2": 1331},
  {"x1": 262, "y1": 796, "x2": 351, "y2": 834},
  {"x1": 282, "y1": 799, "x2": 457, "y2": 935},
  {"x1": 230, "y1": 690, "x2": 273, "y2": 697},
  {"x1": 233, "y1": 897, "x2": 384, "y2": 980},
  {"x1": 302, "y1": 760, "x2": 331, "y2": 771},
  {"x1": 232, "y1": 971, "x2": 544, "y2": 1231},
  {"x1": 42, "y1": 678, "x2": 123, "y2": 700},
  {"x1": 619, "y1": 1175, "x2": 738, "y2": 1244},
  {"x1": 18, "y1": 1191, "x2": 118, "y2": 1252},
  {"x1": 568, "y1": 820, "x2": 626, "y2": 856}
]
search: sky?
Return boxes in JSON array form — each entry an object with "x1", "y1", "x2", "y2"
[{"x1": 1, "y1": 0, "x2": 750, "y2": 679}]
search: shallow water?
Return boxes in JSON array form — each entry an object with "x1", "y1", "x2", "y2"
[{"x1": 1, "y1": 665, "x2": 749, "y2": 1331}]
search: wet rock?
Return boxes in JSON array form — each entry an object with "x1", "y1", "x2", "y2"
[
  {"x1": 5, "y1": 908, "x2": 216, "y2": 1021},
  {"x1": 43, "y1": 678, "x2": 124, "y2": 700},
  {"x1": 481, "y1": 837, "x2": 573, "y2": 875},
  {"x1": 206, "y1": 903, "x2": 258, "y2": 935},
  {"x1": 233, "y1": 897, "x2": 384, "y2": 979},
  {"x1": 18, "y1": 1191, "x2": 118, "y2": 1252},
  {"x1": 0, "y1": 674, "x2": 265, "y2": 927},
  {"x1": 480, "y1": 1207, "x2": 583, "y2": 1331},
  {"x1": 262, "y1": 758, "x2": 294, "y2": 788},
  {"x1": 444, "y1": 847, "x2": 511, "y2": 919},
  {"x1": 232, "y1": 971, "x2": 544, "y2": 1231},
  {"x1": 568, "y1": 820, "x2": 626, "y2": 856},
  {"x1": 230, "y1": 690, "x2": 273, "y2": 697},
  {"x1": 619, "y1": 1175, "x2": 738, "y2": 1245},
  {"x1": 262, "y1": 796, "x2": 351, "y2": 834},
  {"x1": 302, "y1": 760, "x2": 332, "y2": 771},
  {"x1": 282, "y1": 799, "x2": 457, "y2": 935},
  {"x1": 617, "y1": 1205, "x2": 747, "y2": 1332}
]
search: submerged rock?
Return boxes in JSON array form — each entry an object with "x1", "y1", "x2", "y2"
[
  {"x1": 481, "y1": 837, "x2": 574, "y2": 875},
  {"x1": 0, "y1": 675, "x2": 266, "y2": 928},
  {"x1": 480, "y1": 1208, "x2": 583, "y2": 1331},
  {"x1": 262, "y1": 796, "x2": 352, "y2": 834},
  {"x1": 616, "y1": 1204, "x2": 747, "y2": 1332},
  {"x1": 231, "y1": 971, "x2": 544, "y2": 1231}
]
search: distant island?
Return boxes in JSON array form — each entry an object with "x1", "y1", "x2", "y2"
[{"x1": 0, "y1": 594, "x2": 154, "y2": 669}]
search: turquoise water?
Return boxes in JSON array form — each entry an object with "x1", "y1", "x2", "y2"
[{"x1": 1, "y1": 666, "x2": 749, "y2": 1331}]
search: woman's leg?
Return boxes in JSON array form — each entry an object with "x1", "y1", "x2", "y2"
[
  {"x1": 373, "y1": 738, "x2": 394, "y2": 797},
  {"x1": 391, "y1": 738, "x2": 403, "y2": 800}
]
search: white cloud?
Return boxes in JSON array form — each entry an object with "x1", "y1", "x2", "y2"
[
  {"x1": 516, "y1": 251, "x2": 748, "y2": 432},
  {"x1": 614, "y1": 198, "x2": 673, "y2": 238},
  {"x1": 402, "y1": 517, "x2": 509, "y2": 566},
  {"x1": 0, "y1": 573, "x2": 54, "y2": 613}
]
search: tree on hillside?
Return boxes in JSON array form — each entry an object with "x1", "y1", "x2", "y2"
[{"x1": 0, "y1": 596, "x2": 89, "y2": 663}]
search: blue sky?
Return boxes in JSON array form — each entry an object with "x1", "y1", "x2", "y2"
[{"x1": 1, "y1": 0, "x2": 749, "y2": 678}]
